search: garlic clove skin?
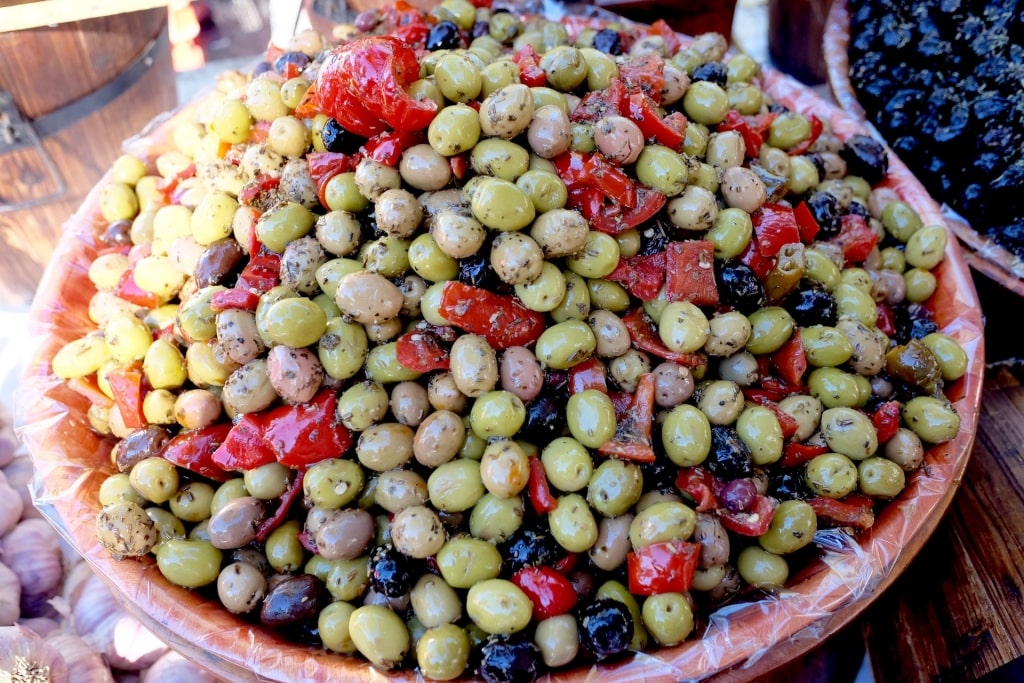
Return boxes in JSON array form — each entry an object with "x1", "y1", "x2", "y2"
[
  {"x1": 0, "y1": 624, "x2": 70, "y2": 683},
  {"x1": 0, "y1": 520, "x2": 63, "y2": 619}
]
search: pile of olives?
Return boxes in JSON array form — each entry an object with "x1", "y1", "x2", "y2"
[{"x1": 54, "y1": 2, "x2": 968, "y2": 680}]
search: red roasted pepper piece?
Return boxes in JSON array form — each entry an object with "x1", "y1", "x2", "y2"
[
  {"x1": 743, "y1": 393, "x2": 801, "y2": 439},
  {"x1": 717, "y1": 110, "x2": 765, "y2": 158},
  {"x1": 255, "y1": 471, "x2": 305, "y2": 542},
  {"x1": 114, "y1": 269, "x2": 161, "y2": 308},
  {"x1": 262, "y1": 390, "x2": 352, "y2": 470},
  {"x1": 569, "y1": 357, "x2": 608, "y2": 394},
  {"x1": 106, "y1": 365, "x2": 147, "y2": 430},
  {"x1": 628, "y1": 540, "x2": 700, "y2": 595},
  {"x1": 512, "y1": 565, "x2": 578, "y2": 620},
  {"x1": 396, "y1": 330, "x2": 450, "y2": 372},
  {"x1": 786, "y1": 114, "x2": 823, "y2": 156},
  {"x1": 512, "y1": 45, "x2": 547, "y2": 87},
  {"x1": 606, "y1": 251, "x2": 666, "y2": 302},
  {"x1": 719, "y1": 494, "x2": 776, "y2": 536},
  {"x1": 156, "y1": 163, "x2": 195, "y2": 200},
  {"x1": 617, "y1": 54, "x2": 665, "y2": 102},
  {"x1": 307, "y1": 151, "x2": 359, "y2": 207},
  {"x1": 793, "y1": 200, "x2": 821, "y2": 243},
  {"x1": 67, "y1": 376, "x2": 113, "y2": 408},
  {"x1": 211, "y1": 412, "x2": 277, "y2": 471},
  {"x1": 237, "y1": 254, "x2": 281, "y2": 294},
  {"x1": 807, "y1": 493, "x2": 875, "y2": 530},
  {"x1": 316, "y1": 36, "x2": 437, "y2": 136},
  {"x1": 362, "y1": 130, "x2": 427, "y2": 167},
  {"x1": 647, "y1": 19, "x2": 681, "y2": 55},
  {"x1": 629, "y1": 92, "x2": 685, "y2": 149},
  {"x1": 527, "y1": 456, "x2": 557, "y2": 515},
  {"x1": 438, "y1": 282, "x2": 546, "y2": 350},
  {"x1": 876, "y1": 303, "x2": 896, "y2": 336},
  {"x1": 598, "y1": 372, "x2": 656, "y2": 462},
  {"x1": 609, "y1": 390, "x2": 633, "y2": 422},
  {"x1": 584, "y1": 153, "x2": 636, "y2": 207},
  {"x1": 779, "y1": 441, "x2": 830, "y2": 468},
  {"x1": 161, "y1": 423, "x2": 232, "y2": 482},
  {"x1": 210, "y1": 288, "x2": 260, "y2": 312},
  {"x1": 238, "y1": 174, "x2": 280, "y2": 207},
  {"x1": 590, "y1": 186, "x2": 667, "y2": 235},
  {"x1": 665, "y1": 240, "x2": 719, "y2": 306},
  {"x1": 833, "y1": 214, "x2": 880, "y2": 263},
  {"x1": 570, "y1": 77, "x2": 629, "y2": 123},
  {"x1": 771, "y1": 332, "x2": 808, "y2": 388},
  {"x1": 676, "y1": 467, "x2": 719, "y2": 512},
  {"x1": 738, "y1": 238, "x2": 774, "y2": 280},
  {"x1": 752, "y1": 204, "x2": 801, "y2": 258},
  {"x1": 872, "y1": 400, "x2": 901, "y2": 443},
  {"x1": 622, "y1": 308, "x2": 706, "y2": 366}
]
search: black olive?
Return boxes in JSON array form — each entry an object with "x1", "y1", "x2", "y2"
[
  {"x1": 470, "y1": 20, "x2": 491, "y2": 40},
  {"x1": 544, "y1": 369, "x2": 569, "y2": 393},
  {"x1": 578, "y1": 598, "x2": 633, "y2": 660},
  {"x1": 457, "y1": 252, "x2": 494, "y2": 289},
  {"x1": 637, "y1": 214, "x2": 675, "y2": 256},
  {"x1": 502, "y1": 525, "x2": 561, "y2": 574},
  {"x1": 639, "y1": 459, "x2": 677, "y2": 493},
  {"x1": 273, "y1": 51, "x2": 310, "y2": 75},
  {"x1": 519, "y1": 395, "x2": 567, "y2": 444},
  {"x1": 715, "y1": 261, "x2": 765, "y2": 314},
  {"x1": 478, "y1": 635, "x2": 542, "y2": 683},
  {"x1": 250, "y1": 61, "x2": 273, "y2": 79},
  {"x1": 840, "y1": 134, "x2": 889, "y2": 185},
  {"x1": 805, "y1": 191, "x2": 841, "y2": 238},
  {"x1": 706, "y1": 426, "x2": 754, "y2": 480},
  {"x1": 426, "y1": 20, "x2": 463, "y2": 51},
  {"x1": 320, "y1": 117, "x2": 365, "y2": 154},
  {"x1": 892, "y1": 302, "x2": 938, "y2": 344},
  {"x1": 783, "y1": 281, "x2": 838, "y2": 327},
  {"x1": 367, "y1": 544, "x2": 418, "y2": 597},
  {"x1": 592, "y1": 28, "x2": 623, "y2": 55},
  {"x1": 260, "y1": 574, "x2": 329, "y2": 627},
  {"x1": 845, "y1": 201, "x2": 870, "y2": 219},
  {"x1": 769, "y1": 470, "x2": 812, "y2": 501},
  {"x1": 691, "y1": 62, "x2": 728, "y2": 87}
]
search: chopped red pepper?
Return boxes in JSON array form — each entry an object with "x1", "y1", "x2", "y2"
[
  {"x1": 395, "y1": 330, "x2": 450, "y2": 372},
  {"x1": 160, "y1": 423, "x2": 232, "y2": 482},
  {"x1": 599, "y1": 372, "x2": 656, "y2": 462},
  {"x1": 743, "y1": 393, "x2": 801, "y2": 439},
  {"x1": 676, "y1": 467, "x2": 719, "y2": 512},
  {"x1": 568, "y1": 357, "x2": 608, "y2": 394},
  {"x1": 647, "y1": 19, "x2": 681, "y2": 55},
  {"x1": 106, "y1": 365, "x2": 147, "y2": 430},
  {"x1": 570, "y1": 77, "x2": 629, "y2": 123},
  {"x1": 771, "y1": 332, "x2": 808, "y2": 388},
  {"x1": 156, "y1": 163, "x2": 196, "y2": 200},
  {"x1": 872, "y1": 400, "x2": 901, "y2": 443},
  {"x1": 211, "y1": 412, "x2": 277, "y2": 471},
  {"x1": 617, "y1": 54, "x2": 665, "y2": 103},
  {"x1": 379, "y1": 1, "x2": 431, "y2": 46},
  {"x1": 527, "y1": 456, "x2": 557, "y2": 515},
  {"x1": 779, "y1": 441, "x2": 830, "y2": 468},
  {"x1": 210, "y1": 288, "x2": 261, "y2": 312},
  {"x1": 438, "y1": 282, "x2": 546, "y2": 350},
  {"x1": 512, "y1": 45, "x2": 547, "y2": 87},
  {"x1": 622, "y1": 308, "x2": 706, "y2": 366},
  {"x1": 584, "y1": 153, "x2": 637, "y2": 207},
  {"x1": 793, "y1": 200, "x2": 821, "y2": 243},
  {"x1": 665, "y1": 240, "x2": 719, "y2": 306},
  {"x1": 362, "y1": 130, "x2": 427, "y2": 167},
  {"x1": 262, "y1": 390, "x2": 353, "y2": 470},
  {"x1": 717, "y1": 110, "x2": 765, "y2": 158},
  {"x1": 629, "y1": 92, "x2": 685, "y2": 149},
  {"x1": 807, "y1": 493, "x2": 875, "y2": 530},
  {"x1": 609, "y1": 390, "x2": 633, "y2": 422},
  {"x1": 67, "y1": 376, "x2": 113, "y2": 408},
  {"x1": 590, "y1": 186, "x2": 667, "y2": 235},
  {"x1": 752, "y1": 204, "x2": 801, "y2": 258},
  {"x1": 759, "y1": 375, "x2": 802, "y2": 399},
  {"x1": 718, "y1": 494, "x2": 776, "y2": 536},
  {"x1": 113, "y1": 269, "x2": 161, "y2": 308},
  {"x1": 551, "y1": 552, "x2": 577, "y2": 575},
  {"x1": 255, "y1": 471, "x2": 305, "y2": 542},
  {"x1": 450, "y1": 152, "x2": 470, "y2": 180},
  {"x1": 316, "y1": 36, "x2": 437, "y2": 136},
  {"x1": 512, "y1": 565, "x2": 578, "y2": 620},
  {"x1": 236, "y1": 253, "x2": 281, "y2": 294},
  {"x1": 238, "y1": 174, "x2": 280, "y2": 207},
  {"x1": 627, "y1": 540, "x2": 700, "y2": 595},
  {"x1": 876, "y1": 303, "x2": 896, "y2": 336},
  {"x1": 785, "y1": 114, "x2": 823, "y2": 156},
  {"x1": 833, "y1": 214, "x2": 880, "y2": 264},
  {"x1": 738, "y1": 239, "x2": 775, "y2": 281},
  {"x1": 307, "y1": 151, "x2": 359, "y2": 207},
  {"x1": 606, "y1": 251, "x2": 666, "y2": 302}
]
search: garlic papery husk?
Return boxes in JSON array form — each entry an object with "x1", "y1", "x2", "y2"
[
  {"x1": 44, "y1": 633, "x2": 114, "y2": 683},
  {"x1": 71, "y1": 574, "x2": 168, "y2": 671},
  {"x1": 0, "y1": 625, "x2": 69, "y2": 683}
]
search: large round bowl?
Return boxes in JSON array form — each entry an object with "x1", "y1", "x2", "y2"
[
  {"x1": 823, "y1": 0, "x2": 1024, "y2": 298},
  {"x1": 21, "y1": 21, "x2": 985, "y2": 683}
]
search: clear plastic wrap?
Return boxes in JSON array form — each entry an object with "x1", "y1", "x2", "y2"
[
  {"x1": 19, "y1": 15, "x2": 985, "y2": 682},
  {"x1": 823, "y1": 0, "x2": 1024, "y2": 297}
]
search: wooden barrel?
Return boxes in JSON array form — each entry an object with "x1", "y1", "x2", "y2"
[{"x1": 0, "y1": 8, "x2": 178, "y2": 306}]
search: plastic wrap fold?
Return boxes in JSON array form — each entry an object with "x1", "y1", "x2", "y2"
[
  {"x1": 823, "y1": 0, "x2": 1024, "y2": 297},
  {"x1": 19, "y1": 15, "x2": 985, "y2": 683}
]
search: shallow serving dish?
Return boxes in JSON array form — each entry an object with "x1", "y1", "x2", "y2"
[
  {"x1": 823, "y1": 0, "x2": 1024, "y2": 298},
  {"x1": 21, "y1": 17, "x2": 985, "y2": 682}
]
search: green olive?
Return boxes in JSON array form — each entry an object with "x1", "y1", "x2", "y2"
[
  {"x1": 349, "y1": 605, "x2": 410, "y2": 670},
  {"x1": 319, "y1": 601, "x2": 358, "y2": 654},
  {"x1": 706, "y1": 207, "x2": 753, "y2": 259},
  {"x1": 803, "y1": 248, "x2": 841, "y2": 292},
  {"x1": 434, "y1": 53, "x2": 483, "y2": 102},
  {"x1": 429, "y1": 104, "x2": 482, "y2": 156},
  {"x1": 324, "y1": 557, "x2": 370, "y2": 602},
  {"x1": 921, "y1": 333, "x2": 968, "y2": 381},
  {"x1": 682, "y1": 80, "x2": 729, "y2": 125},
  {"x1": 261, "y1": 297, "x2": 327, "y2": 348},
  {"x1": 736, "y1": 405, "x2": 784, "y2": 465},
  {"x1": 587, "y1": 459, "x2": 643, "y2": 518},
  {"x1": 540, "y1": 45, "x2": 588, "y2": 91},
  {"x1": 318, "y1": 318, "x2": 369, "y2": 380},
  {"x1": 642, "y1": 592, "x2": 694, "y2": 646},
  {"x1": 566, "y1": 389, "x2": 616, "y2": 448},
  {"x1": 156, "y1": 539, "x2": 223, "y2": 588},
  {"x1": 805, "y1": 452, "x2": 859, "y2": 498},
  {"x1": 466, "y1": 579, "x2": 533, "y2": 635},
  {"x1": 470, "y1": 177, "x2": 536, "y2": 231},
  {"x1": 540, "y1": 437, "x2": 594, "y2": 492},
  {"x1": 800, "y1": 325, "x2": 855, "y2": 367},
  {"x1": 535, "y1": 319, "x2": 597, "y2": 369},
  {"x1": 808, "y1": 367, "x2": 863, "y2": 409},
  {"x1": 436, "y1": 536, "x2": 502, "y2": 587},
  {"x1": 178, "y1": 286, "x2": 228, "y2": 343},
  {"x1": 515, "y1": 262, "x2": 567, "y2": 312},
  {"x1": 480, "y1": 60, "x2": 519, "y2": 97},
  {"x1": 129, "y1": 457, "x2": 179, "y2": 504},
  {"x1": 304, "y1": 459, "x2": 364, "y2": 509},
  {"x1": 745, "y1": 307, "x2": 795, "y2": 355},
  {"x1": 566, "y1": 232, "x2": 620, "y2": 279},
  {"x1": 516, "y1": 170, "x2": 568, "y2": 213},
  {"x1": 767, "y1": 111, "x2": 811, "y2": 150},
  {"x1": 469, "y1": 390, "x2": 526, "y2": 439},
  {"x1": 858, "y1": 457, "x2": 906, "y2": 498},
  {"x1": 727, "y1": 82, "x2": 762, "y2": 115},
  {"x1": 364, "y1": 343, "x2": 422, "y2": 384},
  {"x1": 881, "y1": 200, "x2": 923, "y2": 242},
  {"x1": 361, "y1": 236, "x2": 411, "y2": 277},
  {"x1": 820, "y1": 407, "x2": 878, "y2": 460},
  {"x1": 835, "y1": 283, "x2": 879, "y2": 327},
  {"x1": 737, "y1": 545, "x2": 789, "y2": 588},
  {"x1": 257, "y1": 202, "x2": 316, "y2": 253},
  {"x1": 549, "y1": 493, "x2": 599, "y2": 553},
  {"x1": 727, "y1": 54, "x2": 759, "y2": 82},
  {"x1": 904, "y1": 268, "x2": 937, "y2": 303},
  {"x1": 470, "y1": 139, "x2": 530, "y2": 181},
  {"x1": 469, "y1": 493, "x2": 525, "y2": 543},
  {"x1": 409, "y1": 233, "x2": 459, "y2": 282},
  {"x1": 758, "y1": 499, "x2": 817, "y2": 554},
  {"x1": 416, "y1": 625, "x2": 470, "y2": 680},
  {"x1": 210, "y1": 478, "x2": 248, "y2": 515},
  {"x1": 902, "y1": 396, "x2": 960, "y2": 444},
  {"x1": 429, "y1": 459, "x2": 485, "y2": 513},
  {"x1": 580, "y1": 47, "x2": 619, "y2": 90},
  {"x1": 662, "y1": 404, "x2": 711, "y2": 467},
  {"x1": 337, "y1": 380, "x2": 389, "y2": 431},
  {"x1": 586, "y1": 279, "x2": 630, "y2": 312},
  {"x1": 242, "y1": 462, "x2": 290, "y2": 500},
  {"x1": 629, "y1": 501, "x2": 696, "y2": 548},
  {"x1": 265, "y1": 519, "x2": 305, "y2": 572},
  {"x1": 635, "y1": 145, "x2": 690, "y2": 196},
  {"x1": 788, "y1": 156, "x2": 821, "y2": 195}
]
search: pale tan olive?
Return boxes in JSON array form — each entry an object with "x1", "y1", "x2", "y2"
[
  {"x1": 653, "y1": 362, "x2": 695, "y2": 408},
  {"x1": 436, "y1": 535, "x2": 502, "y2": 588},
  {"x1": 354, "y1": 158, "x2": 401, "y2": 201},
  {"x1": 357, "y1": 423, "x2": 415, "y2": 471},
  {"x1": 697, "y1": 379, "x2": 745, "y2": 425},
  {"x1": 659, "y1": 302, "x2": 710, "y2": 353},
  {"x1": 668, "y1": 186, "x2": 718, "y2": 231},
  {"x1": 594, "y1": 115, "x2": 644, "y2": 165},
  {"x1": 720, "y1": 166, "x2": 767, "y2": 213},
  {"x1": 335, "y1": 272, "x2": 404, "y2": 324},
  {"x1": 375, "y1": 188, "x2": 423, "y2": 239},
  {"x1": 480, "y1": 439, "x2": 530, "y2": 498},
  {"x1": 588, "y1": 310, "x2": 631, "y2": 358},
  {"x1": 432, "y1": 211, "x2": 486, "y2": 259},
  {"x1": 207, "y1": 496, "x2": 267, "y2": 549},
  {"x1": 411, "y1": 573, "x2": 463, "y2": 628},
  {"x1": 374, "y1": 469, "x2": 429, "y2": 513},
  {"x1": 173, "y1": 388, "x2": 222, "y2": 430},
  {"x1": 95, "y1": 501, "x2": 158, "y2": 558},
  {"x1": 400, "y1": 143, "x2": 453, "y2": 192},
  {"x1": 217, "y1": 561, "x2": 267, "y2": 614},
  {"x1": 315, "y1": 508, "x2": 376, "y2": 560},
  {"x1": 480, "y1": 83, "x2": 535, "y2": 139},
  {"x1": 527, "y1": 104, "x2": 572, "y2": 159},
  {"x1": 413, "y1": 410, "x2": 466, "y2": 467},
  {"x1": 529, "y1": 209, "x2": 589, "y2": 258},
  {"x1": 491, "y1": 231, "x2": 544, "y2": 285},
  {"x1": 217, "y1": 309, "x2": 266, "y2": 365},
  {"x1": 390, "y1": 381, "x2": 429, "y2": 427},
  {"x1": 428, "y1": 372, "x2": 468, "y2": 413},
  {"x1": 884, "y1": 427, "x2": 925, "y2": 471},
  {"x1": 589, "y1": 513, "x2": 633, "y2": 571},
  {"x1": 534, "y1": 615, "x2": 580, "y2": 668},
  {"x1": 391, "y1": 505, "x2": 446, "y2": 558},
  {"x1": 450, "y1": 333, "x2": 499, "y2": 398}
]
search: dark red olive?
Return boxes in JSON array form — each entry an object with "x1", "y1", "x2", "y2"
[
  {"x1": 259, "y1": 574, "x2": 329, "y2": 627},
  {"x1": 194, "y1": 239, "x2": 245, "y2": 288}
]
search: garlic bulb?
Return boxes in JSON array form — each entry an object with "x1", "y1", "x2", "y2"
[
  {"x1": 72, "y1": 574, "x2": 168, "y2": 671},
  {"x1": 140, "y1": 651, "x2": 219, "y2": 683},
  {"x1": 0, "y1": 625, "x2": 69, "y2": 683},
  {"x1": 0, "y1": 563, "x2": 19, "y2": 626},
  {"x1": 44, "y1": 633, "x2": 114, "y2": 683},
  {"x1": 0, "y1": 520, "x2": 62, "y2": 618}
]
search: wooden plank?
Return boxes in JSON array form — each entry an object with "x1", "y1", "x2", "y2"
[{"x1": 0, "y1": 0, "x2": 169, "y2": 31}]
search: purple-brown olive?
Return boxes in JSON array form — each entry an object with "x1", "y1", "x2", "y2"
[{"x1": 260, "y1": 574, "x2": 330, "y2": 627}]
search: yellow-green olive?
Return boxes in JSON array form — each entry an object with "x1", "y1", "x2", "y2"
[
  {"x1": 470, "y1": 138, "x2": 530, "y2": 180},
  {"x1": 517, "y1": 169, "x2": 568, "y2": 213},
  {"x1": 261, "y1": 297, "x2": 327, "y2": 348},
  {"x1": 565, "y1": 232, "x2": 620, "y2": 279},
  {"x1": 436, "y1": 536, "x2": 502, "y2": 588},
  {"x1": 658, "y1": 302, "x2": 710, "y2": 353},
  {"x1": 737, "y1": 545, "x2": 789, "y2": 588},
  {"x1": 662, "y1": 404, "x2": 711, "y2": 467},
  {"x1": 706, "y1": 207, "x2": 753, "y2": 259},
  {"x1": 540, "y1": 437, "x2": 594, "y2": 492},
  {"x1": 566, "y1": 389, "x2": 616, "y2": 449},
  {"x1": 635, "y1": 145, "x2": 690, "y2": 196},
  {"x1": 429, "y1": 104, "x2": 482, "y2": 156},
  {"x1": 469, "y1": 390, "x2": 526, "y2": 438},
  {"x1": 587, "y1": 459, "x2": 643, "y2": 518},
  {"x1": 434, "y1": 53, "x2": 483, "y2": 103},
  {"x1": 349, "y1": 605, "x2": 410, "y2": 670},
  {"x1": 470, "y1": 177, "x2": 536, "y2": 231},
  {"x1": 758, "y1": 500, "x2": 817, "y2": 554},
  {"x1": 820, "y1": 407, "x2": 878, "y2": 460},
  {"x1": 466, "y1": 579, "x2": 533, "y2": 635},
  {"x1": 469, "y1": 493, "x2": 525, "y2": 543},
  {"x1": 858, "y1": 457, "x2": 906, "y2": 498},
  {"x1": 736, "y1": 405, "x2": 784, "y2": 465},
  {"x1": 800, "y1": 325, "x2": 855, "y2": 367},
  {"x1": 549, "y1": 493, "x2": 599, "y2": 553},
  {"x1": 902, "y1": 396, "x2": 960, "y2": 444},
  {"x1": 535, "y1": 319, "x2": 596, "y2": 369},
  {"x1": 881, "y1": 200, "x2": 922, "y2": 242},
  {"x1": 156, "y1": 539, "x2": 223, "y2": 588},
  {"x1": 257, "y1": 202, "x2": 316, "y2": 253},
  {"x1": 416, "y1": 625, "x2": 470, "y2": 681},
  {"x1": 921, "y1": 332, "x2": 968, "y2": 381},
  {"x1": 428, "y1": 460, "x2": 485, "y2": 513},
  {"x1": 807, "y1": 367, "x2": 863, "y2": 409},
  {"x1": 745, "y1": 307, "x2": 795, "y2": 355},
  {"x1": 319, "y1": 602, "x2": 358, "y2": 654},
  {"x1": 682, "y1": 80, "x2": 729, "y2": 125},
  {"x1": 629, "y1": 501, "x2": 696, "y2": 548},
  {"x1": 265, "y1": 519, "x2": 305, "y2": 572},
  {"x1": 642, "y1": 592, "x2": 694, "y2": 647},
  {"x1": 805, "y1": 452, "x2": 859, "y2": 498}
]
